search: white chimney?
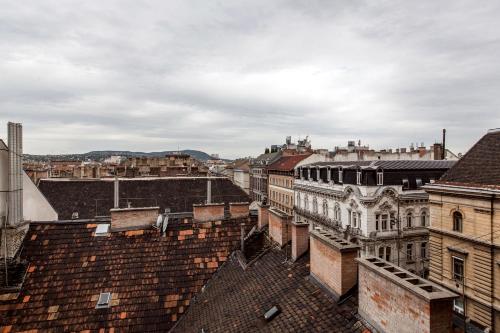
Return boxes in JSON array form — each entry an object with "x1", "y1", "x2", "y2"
[
  {"x1": 7, "y1": 122, "x2": 23, "y2": 226},
  {"x1": 207, "y1": 179, "x2": 211, "y2": 204},
  {"x1": 114, "y1": 176, "x2": 119, "y2": 208}
]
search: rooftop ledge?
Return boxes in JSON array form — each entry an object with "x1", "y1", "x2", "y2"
[
  {"x1": 310, "y1": 228, "x2": 360, "y2": 252},
  {"x1": 229, "y1": 202, "x2": 250, "y2": 205},
  {"x1": 110, "y1": 206, "x2": 160, "y2": 212},
  {"x1": 192, "y1": 202, "x2": 224, "y2": 207},
  {"x1": 357, "y1": 257, "x2": 458, "y2": 301},
  {"x1": 268, "y1": 207, "x2": 290, "y2": 218}
]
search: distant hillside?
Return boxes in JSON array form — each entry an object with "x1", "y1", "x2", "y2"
[{"x1": 24, "y1": 149, "x2": 229, "y2": 163}]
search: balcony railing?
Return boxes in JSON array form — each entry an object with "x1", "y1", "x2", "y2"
[{"x1": 294, "y1": 206, "x2": 341, "y2": 230}]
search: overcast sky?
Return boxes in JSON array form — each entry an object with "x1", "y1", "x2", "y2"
[{"x1": 1, "y1": 1, "x2": 499, "y2": 159}]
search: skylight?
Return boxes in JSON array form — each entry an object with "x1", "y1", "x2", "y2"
[
  {"x1": 96, "y1": 292, "x2": 111, "y2": 308},
  {"x1": 95, "y1": 224, "x2": 110, "y2": 236}
]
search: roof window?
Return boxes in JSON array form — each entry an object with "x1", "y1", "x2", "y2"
[
  {"x1": 416, "y1": 178, "x2": 423, "y2": 188},
  {"x1": 402, "y1": 178, "x2": 409, "y2": 190},
  {"x1": 95, "y1": 224, "x2": 110, "y2": 236},
  {"x1": 96, "y1": 292, "x2": 111, "y2": 308},
  {"x1": 264, "y1": 305, "x2": 281, "y2": 321}
]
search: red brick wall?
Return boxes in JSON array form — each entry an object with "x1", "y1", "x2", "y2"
[
  {"x1": 268, "y1": 210, "x2": 290, "y2": 247},
  {"x1": 229, "y1": 203, "x2": 249, "y2": 218},
  {"x1": 257, "y1": 204, "x2": 269, "y2": 229},
  {"x1": 111, "y1": 207, "x2": 159, "y2": 230},
  {"x1": 193, "y1": 204, "x2": 225, "y2": 222},
  {"x1": 358, "y1": 264, "x2": 454, "y2": 333},
  {"x1": 310, "y1": 236, "x2": 357, "y2": 298},
  {"x1": 291, "y1": 223, "x2": 309, "y2": 261}
]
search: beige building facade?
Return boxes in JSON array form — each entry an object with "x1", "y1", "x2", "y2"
[{"x1": 425, "y1": 129, "x2": 500, "y2": 332}]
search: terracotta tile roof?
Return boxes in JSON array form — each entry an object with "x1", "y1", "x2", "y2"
[
  {"x1": 268, "y1": 154, "x2": 312, "y2": 172},
  {"x1": 0, "y1": 216, "x2": 255, "y2": 332},
  {"x1": 38, "y1": 178, "x2": 249, "y2": 220},
  {"x1": 439, "y1": 129, "x2": 500, "y2": 187},
  {"x1": 173, "y1": 250, "x2": 368, "y2": 333}
]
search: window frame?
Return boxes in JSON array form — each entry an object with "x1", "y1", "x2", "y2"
[
  {"x1": 377, "y1": 170, "x2": 383, "y2": 186},
  {"x1": 453, "y1": 211, "x2": 463, "y2": 232},
  {"x1": 452, "y1": 256, "x2": 464, "y2": 283}
]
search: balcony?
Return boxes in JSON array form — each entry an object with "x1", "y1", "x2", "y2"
[{"x1": 294, "y1": 206, "x2": 341, "y2": 230}]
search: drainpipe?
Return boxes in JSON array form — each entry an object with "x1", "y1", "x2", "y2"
[{"x1": 490, "y1": 194, "x2": 495, "y2": 333}]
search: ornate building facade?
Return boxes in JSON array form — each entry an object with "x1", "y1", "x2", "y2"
[
  {"x1": 293, "y1": 160, "x2": 455, "y2": 275},
  {"x1": 425, "y1": 129, "x2": 500, "y2": 332}
]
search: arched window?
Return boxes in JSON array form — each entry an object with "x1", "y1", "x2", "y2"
[
  {"x1": 406, "y1": 212, "x2": 413, "y2": 228},
  {"x1": 420, "y1": 210, "x2": 428, "y2": 227},
  {"x1": 304, "y1": 194, "x2": 309, "y2": 210},
  {"x1": 334, "y1": 204, "x2": 341, "y2": 221},
  {"x1": 312, "y1": 197, "x2": 318, "y2": 214},
  {"x1": 322, "y1": 199, "x2": 328, "y2": 217},
  {"x1": 377, "y1": 169, "x2": 384, "y2": 185},
  {"x1": 453, "y1": 211, "x2": 463, "y2": 232}
]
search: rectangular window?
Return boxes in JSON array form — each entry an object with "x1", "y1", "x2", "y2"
[
  {"x1": 416, "y1": 178, "x2": 423, "y2": 188},
  {"x1": 420, "y1": 242, "x2": 427, "y2": 258},
  {"x1": 352, "y1": 212, "x2": 358, "y2": 228},
  {"x1": 402, "y1": 178, "x2": 409, "y2": 190},
  {"x1": 356, "y1": 171, "x2": 362, "y2": 185},
  {"x1": 406, "y1": 243, "x2": 414, "y2": 261},
  {"x1": 339, "y1": 170, "x2": 343, "y2": 183},
  {"x1": 452, "y1": 257, "x2": 464, "y2": 282},
  {"x1": 375, "y1": 214, "x2": 380, "y2": 231},
  {"x1": 390, "y1": 213, "x2": 396, "y2": 229},
  {"x1": 453, "y1": 298, "x2": 464, "y2": 315},
  {"x1": 381, "y1": 214, "x2": 388, "y2": 230},
  {"x1": 385, "y1": 247, "x2": 391, "y2": 262}
]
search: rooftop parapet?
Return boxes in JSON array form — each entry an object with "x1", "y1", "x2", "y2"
[{"x1": 357, "y1": 256, "x2": 458, "y2": 333}]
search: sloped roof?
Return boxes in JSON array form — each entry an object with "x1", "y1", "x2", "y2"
[
  {"x1": 268, "y1": 154, "x2": 312, "y2": 172},
  {"x1": 0, "y1": 216, "x2": 254, "y2": 332},
  {"x1": 172, "y1": 250, "x2": 367, "y2": 333},
  {"x1": 303, "y1": 160, "x2": 455, "y2": 170},
  {"x1": 439, "y1": 129, "x2": 500, "y2": 187},
  {"x1": 253, "y1": 151, "x2": 281, "y2": 163},
  {"x1": 38, "y1": 178, "x2": 249, "y2": 220}
]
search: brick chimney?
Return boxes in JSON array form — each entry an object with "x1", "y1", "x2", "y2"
[
  {"x1": 268, "y1": 207, "x2": 291, "y2": 247},
  {"x1": 229, "y1": 202, "x2": 249, "y2": 218},
  {"x1": 192, "y1": 203, "x2": 225, "y2": 222},
  {"x1": 257, "y1": 202, "x2": 269, "y2": 229},
  {"x1": 357, "y1": 257, "x2": 458, "y2": 333},
  {"x1": 291, "y1": 220, "x2": 309, "y2": 261},
  {"x1": 309, "y1": 228, "x2": 360, "y2": 301},
  {"x1": 110, "y1": 206, "x2": 159, "y2": 231}
]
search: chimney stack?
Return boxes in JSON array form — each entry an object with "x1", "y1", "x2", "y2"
[
  {"x1": 207, "y1": 179, "x2": 212, "y2": 204},
  {"x1": 114, "y1": 176, "x2": 119, "y2": 208},
  {"x1": 442, "y1": 128, "x2": 446, "y2": 160},
  {"x1": 7, "y1": 122, "x2": 23, "y2": 226}
]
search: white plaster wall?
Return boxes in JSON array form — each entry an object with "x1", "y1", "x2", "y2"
[{"x1": 23, "y1": 172, "x2": 58, "y2": 221}]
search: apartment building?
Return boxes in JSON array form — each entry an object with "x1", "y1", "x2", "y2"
[
  {"x1": 425, "y1": 129, "x2": 500, "y2": 332},
  {"x1": 294, "y1": 160, "x2": 454, "y2": 275}
]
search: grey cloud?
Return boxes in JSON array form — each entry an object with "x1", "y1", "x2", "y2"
[{"x1": 1, "y1": 0, "x2": 499, "y2": 158}]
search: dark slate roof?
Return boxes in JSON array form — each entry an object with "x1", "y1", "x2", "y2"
[
  {"x1": 172, "y1": 250, "x2": 368, "y2": 333},
  {"x1": 38, "y1": 177, "x2": 249, "y2": 220},
  {"x1": 303, "y1": 160, "x2": 455, "y2": 170},
  {"x1": 439, "y1": 129, "x2": 500, "y2": 188},
  {"x1": 268, "y1": 154, "x2": 312, "y2": 172},
  {"x1": 252, "y1": 152, "x2": 281, "y2": 164},
  {"x1": 0, "y1": 216, "x2": 254, "y2": 332}
]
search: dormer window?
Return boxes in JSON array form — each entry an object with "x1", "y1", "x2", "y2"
[
  {"x1": 96, "y1": 292, "x2": 111, "y2": 309},
  {"x1": 95, "y1": 224, "x2": 110, "y2": 236},
  {"x1": 356, "y1": 170, "x2": 362, "y2": 185},
  {"x1": 377, "y1": 170, "x2": 383, "y2": 186},
  {"x1": 402, "y1": 178, "x2": 409, "y2": 190},
  {"x1": 416, "y1": 178, "x2": 423, "y2": 188},
  {"x1": 338, "y1": 168, "x2": 343, "y2": 183},
  {"x1": 72, "y1": 212, "x2": 79, "y2": 219}
]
